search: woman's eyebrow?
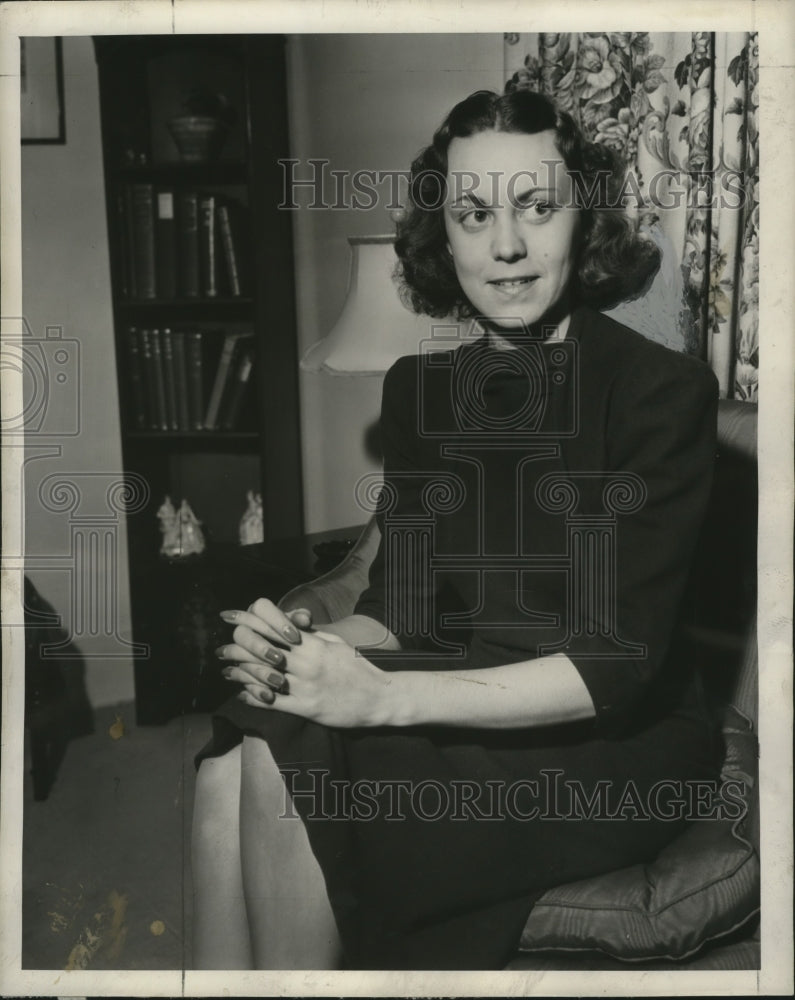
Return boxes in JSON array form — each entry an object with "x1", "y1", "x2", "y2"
[
  {"x1": 448, "y1": 192, "x2": 489, "y2": 210},
  {"x1": 510, "y1": 186, "x2": 556, "y2": 205},
  {"x1": 448, "y1": 186, "x2": 557, "y2": 210}
]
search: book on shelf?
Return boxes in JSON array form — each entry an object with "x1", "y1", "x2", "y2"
[
  {"x1": 171, "y1": 332, "x2": 191, "y2": 431},
  {"x1": 155, "y1": 191, "x2": 177, "y2": 299},
  {"x1": 160, "y1": 327, "x2": 179, "y2": 430},
  {"x1": 218, "y1": 345, "x2": 255, "y2": 430},
  {"x1": 204, "y1": 330, "x2": 254, "y2": 430},
  {"x1": 138, "y1": 329, "x2": 157, "y2": 429},
  {"x1": 124, "y1": 327, "x2": 256, "y2": 434},
  {"x1": 198, "y1": 193, "x2": 218, "y2": 298},
  {"x1": 125, "y1": 326, "x2": 147, "y2": 429},
  {"x1": 130, "y1": 183, "x2": 156, "y2": 299},
  {"x1": 186, "y1": 331, "x2": 204, "y2": 430},
  {"x1": 217, "y1": 199, "x2": 247, "y2": 297},
  {"x1": 118, "y1": 187, "x2": 249, "y2": 301},
  {"x1": 149, "y1": 329, "x2": 169, "y2": 430},
  {"x1": 176, "y1": 190, "x2": 200, "y2": 298}
]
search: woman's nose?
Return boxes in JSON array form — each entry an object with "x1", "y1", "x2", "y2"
[{"x1": 490, "y1": 215, "x2": 527, "y2": 262}]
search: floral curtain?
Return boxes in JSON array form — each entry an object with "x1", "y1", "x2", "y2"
[{"x1": 505, "y1": 32, "x2": 759, "y2": 401}]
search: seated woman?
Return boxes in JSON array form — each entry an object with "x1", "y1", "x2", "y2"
[{"x1": 192, "y1": 89, "x2": 721, "y2": 971}]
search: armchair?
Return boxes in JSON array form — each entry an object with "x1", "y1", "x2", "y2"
[{"x1": 280, "y1": 399, "x2": 759, "y2": 970}]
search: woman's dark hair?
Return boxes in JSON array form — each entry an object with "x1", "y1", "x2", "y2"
[{"x1": 396, "y1": 89, "x2": 660, "y2": 318}]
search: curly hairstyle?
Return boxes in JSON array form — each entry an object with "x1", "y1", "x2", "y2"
[{"x1": 396, "y1": 89, "x2": 660, "y2": 319}]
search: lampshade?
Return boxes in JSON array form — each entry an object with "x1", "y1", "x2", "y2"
[{"x1": 300, "y1": 235, "x2": 474, "y2": 375}]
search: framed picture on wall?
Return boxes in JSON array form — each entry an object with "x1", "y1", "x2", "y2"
[{"x1": 20, "y1": 37, "x2": 65, "y2": 144}]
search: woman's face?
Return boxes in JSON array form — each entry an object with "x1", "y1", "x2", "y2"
[{"x1": 444, "y1": 129, "x2": 580, "y2": 331}]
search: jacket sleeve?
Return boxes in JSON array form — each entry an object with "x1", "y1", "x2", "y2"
[
  {"x1": 566, "y1": 352, "x2": 719, "y2": 736},
  {"x1": 353, "y1": 356, "x2": 432, "y2": 649}
]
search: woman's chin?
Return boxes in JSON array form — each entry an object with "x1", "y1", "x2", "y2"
[{"x1": 482, "y1": 313, "x2": 554, "y2": 336}]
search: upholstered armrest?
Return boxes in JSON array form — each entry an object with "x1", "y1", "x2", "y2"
[
  {"x1": 517, "y1": 707, "x2": 759, "y2": 962},
  {"x1": 279, "y1": 517, "x2": 381, "y2": 625}
]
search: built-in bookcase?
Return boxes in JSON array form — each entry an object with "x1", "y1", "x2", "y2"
[{"x1": 94, "y1": 35, "x2": 304, "y2": 722}]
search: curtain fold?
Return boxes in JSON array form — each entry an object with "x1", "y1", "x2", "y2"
[{"x1": 505, "y1": 31, "x2": 758, "y2": 401}]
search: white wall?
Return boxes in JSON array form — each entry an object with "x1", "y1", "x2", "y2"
[
  {"x1": 287, "y1": 34, "x2": 505, "y2": 532},
  {"x1": 22, "y1": 36, "x2": 135, "y2": 708}
]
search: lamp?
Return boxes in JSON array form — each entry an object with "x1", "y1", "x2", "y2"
[{"x1": 300, "y1": 235, "x2": 473, "y2": 375}]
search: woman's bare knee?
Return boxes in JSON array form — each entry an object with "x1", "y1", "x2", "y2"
[
  {"x1": 194, "y1": 744, "x2": 242, "y2": 842},
  {"x1": 237, "y1": 736, "x2": 341, "y2": 969},
  {"x1": 192, "y1": 744, "x2": 253, "y2": 969}
]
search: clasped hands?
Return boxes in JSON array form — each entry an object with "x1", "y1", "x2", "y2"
[{"x1": 215, "y1": 598, "x2": 394, "y2": 728}]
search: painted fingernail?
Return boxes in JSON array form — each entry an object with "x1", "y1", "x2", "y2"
[
  {"x1": 283, "y1": 624, "x2": 301, "y2": 643},
  {"x1": 215, "y1": 645, "x2": 228, "y2": 659},
  {"x1": 257, "y1": 689, "x2": 275, "y2": 705},
  {"x1": 267, "y1": 672, "x2": 285, "y2": 691},
  {"x1": 220, "y1": 610, "x2": 239, "y2": 623},
  {"x1": 265, "y1": 648, "x2": 283, "y2": 665},
  {"x1": 222, "y1": 666, "x2": 234, "y2": 679}
]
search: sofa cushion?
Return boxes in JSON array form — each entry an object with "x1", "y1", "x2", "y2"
[{"x1": 518, "y1": 710, "x2": 759, "y2": 962}]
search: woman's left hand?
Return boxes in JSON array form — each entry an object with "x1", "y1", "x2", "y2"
[{"x1": 220, "y1": 630, "x2": 396, "y2": 728}]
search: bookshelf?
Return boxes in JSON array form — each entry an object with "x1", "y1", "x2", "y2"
[{"x1": 94, "y1": 35, "x2": 304, "y2": 723}]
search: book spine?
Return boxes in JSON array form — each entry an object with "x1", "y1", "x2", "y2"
[
  {"x1": 198, "y1": 194, "x2": 218, "y2": 298},
  {"x1": 138, "y1": 329, "x2": 157, "y2": 429},
  {"x1": 217, "y1": 203, "x2": 242, "y2": 297},
  {"x1": 219, "y1": 347, "x2": 254, "y2": 430},
  {"x1": 203, "y1": 332, "x2": 241, "y2": 430},
  {"x1": 150, "y1": 329, "x2": 169, "y2": 431},
  {"x1": 126, "y1": 326, "x2": 147, "y2": 429},
  {"x1": 123, "y1": 185, "x2": 138, "y2": 298},
  {"x1": 171, "y1": 332, "x2": 191, "y2": 432},
  {"x1": 155, "y1": 190, "x2": 177, "y2": 299},
  {"x1": 131, "y1": 183, "x2": 156, "y2": 299},
  {"x1": 186, "y1": 331, "x2": 204, "y2": 430},
  {"x1": 177, "y1": 191, "x2": 200, "y2": 298},
  {"x1": 160, "y1": 327, "x2": 179, "y2": 430}
]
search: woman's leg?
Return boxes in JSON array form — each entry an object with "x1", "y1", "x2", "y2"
[
  {"x1": 239, "y1": 735, "x2": 343, "y2": 969},
  {"x1": 191, "y1": 744, "x2": 253, "y2": 969}
]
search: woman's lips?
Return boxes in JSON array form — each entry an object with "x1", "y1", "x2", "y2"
[{"x1": 487, "y1": 276, "x2": 539, "y2": 294}]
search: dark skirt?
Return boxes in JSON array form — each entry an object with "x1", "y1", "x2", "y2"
[{"x1": 195, "y1": 654, "x2": 721, "y2": 970}]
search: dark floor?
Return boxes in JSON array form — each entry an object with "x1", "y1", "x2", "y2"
[
  {"x1": 21, "y1": 704, "x2": 762, "y2": 976},
  {"x1": 22, "y1": 703, "x2": 211, "y2": 971}
]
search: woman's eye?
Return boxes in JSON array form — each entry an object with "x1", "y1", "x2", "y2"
[
  {"x1": 459, "y1": 209, "x2": 491, "y2": 231},
  {"x1": 521, "y1": 201, "x2": 554, "y2": 222}
]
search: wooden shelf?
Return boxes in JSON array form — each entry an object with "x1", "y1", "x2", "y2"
[
  {"x1": 114, "y1": 162, "x2": 248, "y2": 185},
  {"x1": 124, "y1": 430, "x2": 259, "y2": 447},
  {"x1": 119, "y1": 298, "x2": 254, "y2": 320}
]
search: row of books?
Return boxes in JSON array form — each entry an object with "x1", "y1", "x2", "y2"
[
  {"x1": 116, "y1": 185, "x2": 249, "y2": 300},
  {"x1": 126, "y1": 326, "x2": 255, "y2": 432}
]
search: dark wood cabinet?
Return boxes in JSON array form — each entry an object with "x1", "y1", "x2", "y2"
[{"x1": 94, "y1": 35, "x2": 304, "y2": 723}]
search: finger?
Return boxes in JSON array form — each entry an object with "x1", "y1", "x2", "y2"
[
  {"x1": 223, "y1": 662, "x2": 288, "y2": 692},
  {"x1": 215, "y1": 638, "x2": 285, "y2": 669},
  {"x1": 238, "y1": 687, "x2": 276, "y2": 709},
  {"x1": 248, "y1": 597, "x2": 304, "y2": 644},
  {"x1": 239, "y1": 683, "x2": 307, "y2": 719},
  {"x1": 219, "y1": 609, "x2": 296, "y2": 647},
  {"x1": 286, "y1": 607, "x2": 313, "y2": 630}
]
